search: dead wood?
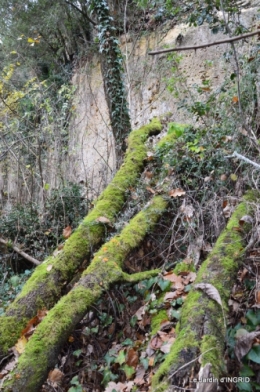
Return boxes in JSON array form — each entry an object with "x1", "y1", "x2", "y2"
[
  {"x1": 0, "y1": 238, "x2": 40, "y2": 266},
  {"x1": 0, "y1": 119, "x2": 162, "y2": 358},
  {"x1": 2, "y1": 196, "x2": 167, "y2": 392},
  {"x1": 151, "y1": 192, "x2": 258, "y2": 392},
  {"x1": 148, "y1": 30, "x2": 260, "y2": 55}
]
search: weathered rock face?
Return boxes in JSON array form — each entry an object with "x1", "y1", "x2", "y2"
[
  {"x1": 66, "y1": 5, "x2": 257, "y2": 196},
  {"x1": 0, "y1": 5, "x2": 258, "y2": 204}
]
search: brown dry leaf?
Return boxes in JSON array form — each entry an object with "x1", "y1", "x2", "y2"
[
  {"x1": 57, "y1": 243, "x2": 64, "y2": 250},
  {"x1": 157, "y1": 331, "x2": 169, "y2": 342},
  {"x1": 163, "y1": 272, "x2": 182, "y2": 284},
  {"x1": 148, "y1": 356, "x2": 155, "y2": 366},
  {"x1": 195, "y1": 283, "x2": 222, "y2": 307},
  {"x1": 164, "y1": 291, "x2": 179, "y2": 301},
  {"x1": 234, "y1": 329, "x2": 260, "y2": 361},
  {"x1": 150, "y1": 335, "x2": 163, "y2": 350},
  {"x1": 182, "y1": 271, "x2": 197, "y2": 285},
  {"x1": 146, "y1": 186, "x2": 156, "y2": 194},
  {"x1": 223, "y1": 204, "x2": 232, "y2": 218},
  {"x1": 37, "y1": 308, "x2": 48, "y2": 321},
  {"x1": 48, "y1": 369, "x2": 64, "y2": 384},
  {"x1": 63, "y1": 225, "x2": 72, "y2": 239},
  {"x1": 15, "y1": 335, "x2": 27, "y2": 354},
  {"x1": 222, "y1": 199, "x2": 228, "y2": 208},
  {"x1": 168, "y1": 188, "x2": 186, "y2": 197},
  {"x1": 126, "y1": 348, "x2": 139, "y2": 368},
  {"x1": 232, "y1": 96, "x2": 239, "y2": 103},
  {"x1": 21, "y1": 315, "x2": 38, "y2": 338},
  {"x1": 68, "y1": 336, "x2": 74, "y2": 343},
  {"x1": 220, "y1": 174, "x2": 227, "y2": 181},
  {"x1": 47, "y1": 264, "x2": 53, "y2": 272},
  {"x1": 135, "y1": 305, "x2": 146, "y2": 321},
  {"x1": 174, "y1": 281, "x2": 185, "y2": 291},
  {"x1": 255, "y1": 291, "x2": 260, "y2": 305},
  {"x1": 239, "y1": 215, "x2": 253, "y2": 226},
  {"x1": 160, "y1": 337, "x2": 176, "y2": 354},
  {"x1": 147, "y1": 151, "x2": 154, "y2": 160},
  {"x1": 201, "y1": 87, "x2": 211, "y2": 92},
  {"x1": 134, "y1": 365, "x2": 146, "y2": 385},
  {"x1": 239, "y1": 268, "x2": 248, "y2": 282},
  {"x1": 144, "y1": 170, "x2": 153, "y2": 179},
  {"x1": 96, "y1": 216, "x2": 111, "y2": 224}
]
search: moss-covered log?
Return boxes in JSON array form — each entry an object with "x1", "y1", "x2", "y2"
[
  {"x1": 0, "y1": 119, "x2": 162, "y2": 357},
  {"x1": 151, "y1": 192, "x2": 258, "y2": 392},
  {"x1": 3, "y1": 196, "x2": 168, "y2": 392}
]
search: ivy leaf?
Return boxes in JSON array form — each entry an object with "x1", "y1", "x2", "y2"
[
  {"x1": 247, "y1": 345, "x2": 260, "y2": 364},
  {"x1": 115, "y1": 350, "x2": 126, "y2": 365}
]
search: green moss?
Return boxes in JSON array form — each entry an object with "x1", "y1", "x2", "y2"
[
  {"x1": 156, "y1": 122, "x2": 189, "y2": 151},
  {"x1": 152, "y1": 327, "x2": 198, "y2": 388},
  {"x1": 123, "y1": 269, "x2": 161, "y2": 283},
  {"x1": 174, "y1": 261, "x2": 196, "y2": 274},
  {"x1": 151, "y1": 193, "x2": 260, "y2": 390},
  {"x1": 200, "y1": 335, "x2": 224, "y2": 376},
  {"x1": 3, "y1": 194, "x2": 168, "y2": 391},
  {"x1": 1, "y1": 119, "x2": 162, "y2": 356},
  {"x1": 151, "y1": 309, "x2": 168, "y2": 336}
]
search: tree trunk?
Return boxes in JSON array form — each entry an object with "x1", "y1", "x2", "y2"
[
  {"x1": 91, "y1": 0, "x2": 132, "y2": 164},
  {"x1": 3, "y1": 196, "x2": 168, "y2": 392},
  {"x1": 151, "y1": 191, "x2": 258, "y2": 392},
  {"x1": 0, "y1": 119, "x2": 162, "y2": 358}
]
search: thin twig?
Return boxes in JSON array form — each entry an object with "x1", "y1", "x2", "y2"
[
  {"x1": 169, "y1": 348, "x2": 215, "y2": 379},
  {"x1": 148, "y1": 30, "x2": 260, "y2": 55}
]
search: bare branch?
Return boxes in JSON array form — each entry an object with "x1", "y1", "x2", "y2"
[
  {"x1": 148, "y1": 30, "x2": 260, "y2": 55},
  {"x1": 64, "y1": 0, "x2": 96, "y2": 26},
  {"x1": 0, "y1": 238, "x2": 41, "y2": 266},
  {"x1": 225, "y1": 151, "x2": 260, "y2": 170}
]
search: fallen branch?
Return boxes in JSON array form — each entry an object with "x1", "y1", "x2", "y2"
[
  {"x1": 0, "y1": 118, "x2": 162, "y2": 357},
  {"x1": 152, "y1": 191, "x2": 258, "y2": 391},
  {"x1": 2, "y1": 196, "x2": 168, "y2": 392},
  {"x1": 0, "y1": 238, "x2": 40, "y2": 266},
  {"x1": 225, "y1": 150, "x2": 260, "y2": 170},
  {"x1": 148, "y1": 30, "x2": 260, "y2": 55}
]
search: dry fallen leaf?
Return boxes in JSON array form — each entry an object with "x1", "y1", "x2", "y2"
[
  {"x1": 126, "y1": 348, "x2": 139, "y2": 368},
  {"x1": 96, "y1": 216, "x2": 111, "y2": 224},
  {"x1": 15, "y1": 335, "x2": 27, "y2": 354},
  {"x1": 146, "y1": 186, "x2": 156, "y2": 194},
  {"x1": 47, "y1": 264, "x2": 53, "y2": 272},
  {"x1": 234, "y1": 329, "x2": 260, "y2": 361},
  {"x1": 168, "y1": 188, "x2": 186, "y2": 197},
  {"x1": 48, "y1": 369, "x2": 64, "y2": 384},
  {"x1": 63, "y1": 225, "x2": 72, "y2": 239},
  {"x1": 239, "y1": 215, "x2": 253, "y2": 225},
  {"x1": 195, "y1": 283, "x2": 222, "y2": 307}
]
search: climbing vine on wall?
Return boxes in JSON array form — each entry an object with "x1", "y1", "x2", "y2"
[{"x1": 89, "y1": 0, "x2": 131, "y2": 163}]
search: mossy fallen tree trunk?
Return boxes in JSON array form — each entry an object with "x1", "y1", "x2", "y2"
[
  {"x1": 0, "y1": 119, "x2": 162, "y2": 357},
  {"x1": 151, "y1": 192, "x2": 258, "y2": 392},
  {"x1": 3, "y1": 196, "x2": 168, "y2": 392}
]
